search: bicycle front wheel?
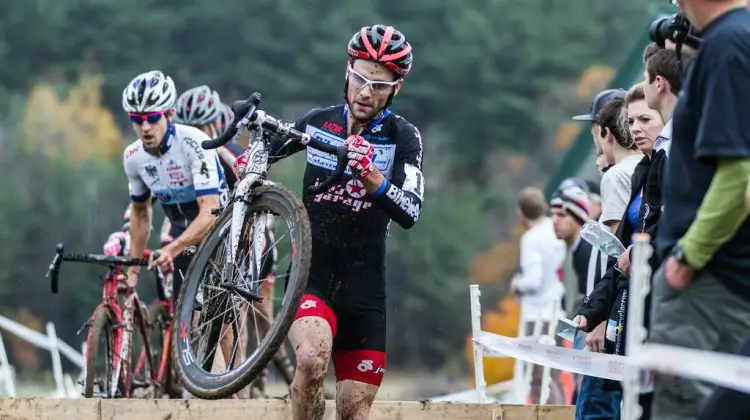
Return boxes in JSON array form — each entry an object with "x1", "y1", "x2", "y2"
[
  {"x1": 172, "y1": 184, "x2": 311, "y2": 399},
  {"x1": 84, "y1": 306, "x2": 116, "y2": 398}
]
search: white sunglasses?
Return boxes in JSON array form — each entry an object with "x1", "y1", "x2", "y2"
[{"x1": 347, "y1": 66, "x2": 399, "y2": 94}]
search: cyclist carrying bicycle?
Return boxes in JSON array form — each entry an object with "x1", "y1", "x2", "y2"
[
  {"x1": 234, "y1": 24, "x2": 423, "y2": 419},
  {"x1": 120, "y1": 70, "x2": 228, "y2": 302}
]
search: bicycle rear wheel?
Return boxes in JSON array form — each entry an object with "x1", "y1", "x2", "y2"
[
  {"x1": 84, "y1": 306, "x2": 116, "y2": 398},
  {"x1": 172, "y1": 184, "x2": 311, "y2": 399}
]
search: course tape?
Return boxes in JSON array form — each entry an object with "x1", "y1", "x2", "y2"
[
  {"x1": 474, "y1": 331, "x2": 628, "y2": 381},
  {"x1": 630, "y1": 343, "x2": 750, "y2": 395},
  {"x1": 475, "y1": 331, "x2": 750, "y2": 396}
]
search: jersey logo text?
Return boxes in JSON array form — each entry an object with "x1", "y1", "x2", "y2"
[
  {"x1": 313, "y1": 180, "x2": 373, "y2": 213},
  {"x1": 386, "y1": 185, "x2": 420, "y2": 222},
  {"x1": 322, "y1": 121, "x2": 343, "y2": 135}
]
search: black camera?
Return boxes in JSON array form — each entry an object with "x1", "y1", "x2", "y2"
[{"x1": 649, "y1": 13, "x2": 702, "y2": 50}]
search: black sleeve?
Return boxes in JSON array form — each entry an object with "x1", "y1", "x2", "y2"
[
  {"x1": 371, "y1": 123, "x2": 425, "y2": 229},
  {"x1": 695, "y1": 52, "x2": 750, "y2": 160},
  {"x1": 576, "y1": 258, "x2": 618, "y2": 332},
  {"x1": 267, "y1": 108, "x2": 320, "y2": 164}
]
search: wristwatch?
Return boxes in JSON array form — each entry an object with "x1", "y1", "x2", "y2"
[{"x1": 671, "y1": 243, "x2": 690, "y2": 266}]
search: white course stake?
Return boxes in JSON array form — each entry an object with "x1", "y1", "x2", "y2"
[{"x1": 470, "y1": 285, "x2": 487, "y2": 403}]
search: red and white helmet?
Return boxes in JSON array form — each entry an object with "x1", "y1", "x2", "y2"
[
  {"x1": 214, "y1": 102, "x2": 235, "y2": 137},
  {"x1": 347, "y1": 25, "x2": 413, "y2": 77},
  {"x1": 174, "y1": 85, "x2": 221, "y2": 126}
]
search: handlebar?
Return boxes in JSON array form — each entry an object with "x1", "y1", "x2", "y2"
[
  {"x1": 47, "y1": 243, "x2": 155, "y2": 294},
  {"x1": 200, "y1": 93, "x2": 349, "y2": 195}
]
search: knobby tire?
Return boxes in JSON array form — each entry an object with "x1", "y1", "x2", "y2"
[{"x1": 172, "y1": 184, "x2": 311, "y2": 399}]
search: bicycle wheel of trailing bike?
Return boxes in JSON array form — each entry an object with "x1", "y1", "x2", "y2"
[{"x1": 172, "y1": 184, "x2": 311, "y2": 399}]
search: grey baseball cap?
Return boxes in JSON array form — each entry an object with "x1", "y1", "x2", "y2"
[{"x1": 572, "y1": 88, "x2": 627, "y2": 122}]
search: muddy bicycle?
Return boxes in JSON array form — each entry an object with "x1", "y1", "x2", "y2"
[
  {"x1": 171, "y1": 93, "x2": 348, "y2": 399},
  {"x1": 47, "y1": 244, "x2": 157, "y2": 398}
]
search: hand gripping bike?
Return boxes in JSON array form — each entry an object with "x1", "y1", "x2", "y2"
[{"x1": 171, "y1": 93, "x2": 348, "y2": 399}]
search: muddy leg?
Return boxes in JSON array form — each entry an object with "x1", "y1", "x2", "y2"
[{"x1": 289, "y1": 317, "x2": 332, "y2": 420}]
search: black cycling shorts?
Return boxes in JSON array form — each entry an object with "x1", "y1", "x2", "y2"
[{"x1": 290, "y1": 246, "x2": 387, "y2": 386}]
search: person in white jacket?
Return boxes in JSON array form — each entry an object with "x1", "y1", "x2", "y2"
[{"x1": 510, "y1": 186, "x2": 566, "y2": 404}]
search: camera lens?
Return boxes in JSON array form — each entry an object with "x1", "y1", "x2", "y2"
[{"x1": 648, "y1": 17, "x2": 670, "y2": 47}]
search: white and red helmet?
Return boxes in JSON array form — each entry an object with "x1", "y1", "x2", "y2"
[
  {"x1": 173, "y1": 85, "x2": 221, "y2": 126},
  {"x1": 214, "y1": 102, "x2": 235, "y2": 137}
]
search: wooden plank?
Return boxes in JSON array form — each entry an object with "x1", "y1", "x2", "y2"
[
  {"x1": 0, "y1": 398, "x2": 100, "y2": 420},
  {"x1": 0, "y1": 398, "x2": 575, "y2": 420},
  {"x1": 493, "y1": 405, "x2": 573, "y2": 420},
  {"x1": 537, "y1": 405, "x2": 574, "y2": 420}
]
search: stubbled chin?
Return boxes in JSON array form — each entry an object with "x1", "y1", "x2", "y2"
[
  {"x1": 142, "y1": 138, "x2": 158, "y2": 148},
  {"x1": 352, "y1": 107, "x2": 378, "y2": 123}
]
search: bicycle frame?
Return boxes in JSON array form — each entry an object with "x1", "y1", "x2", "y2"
[
  {"x1": 87, "y1": 267, "x2": 145, "y2": 398},
  {"x1": 203, "y1": 96, "x2": 348, "y2": 295},
  {"x1": 225, "y1": 129, "x2": 272, "y2": 295}
]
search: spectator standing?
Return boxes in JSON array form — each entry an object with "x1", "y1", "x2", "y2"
[
  {"x1": 570, "y1": 89, "x2": 633, "y2": 419},
  {"x1": 510, "y1": 186, "x2": 566, "y2": 404},
  {"x1": 651, "y1": 2, "x2": 750, "y2": 419}
]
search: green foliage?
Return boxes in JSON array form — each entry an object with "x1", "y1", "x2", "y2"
[
  {"x1": 0, "y1": 0, "x2": 654, "y2": 180},
  {"x1": 386, "y1": 184, "x2": 491, "y2": 368},
  {"x1": 0, "y1": 0, "x2": 659, "y2": 372}
]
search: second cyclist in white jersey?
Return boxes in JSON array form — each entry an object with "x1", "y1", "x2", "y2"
[{"x1": 120, "y1": 70, "x2": 228, "y2": 301}]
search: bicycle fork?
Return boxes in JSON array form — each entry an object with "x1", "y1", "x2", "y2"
[{"x1": 222, "y1": 157, "x2": 267, "y2": 303}]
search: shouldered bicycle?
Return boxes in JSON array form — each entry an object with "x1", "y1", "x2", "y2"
[{"x1": 171, "y1": 92, "x2": 348, "y2": 399}]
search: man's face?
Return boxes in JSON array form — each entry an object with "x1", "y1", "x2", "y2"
[
  {"x1": 590, "y1": 122, "x2": 603, "y2": 154},
  {"x1": 643, "y1": 69, "x2": 660, "y2": 111},
  {"x1": 131, "y1": 110, "x2": 173, "y2": 150},
  {"x1": 346, "y1": 59, "x2": 402, "y2": 122},
  {"x1": 551, "y1": 208, "x2": 580, "y2": 242},
  {"x1": 596, "y1": 124, "x2": 615, "y2": 165}
]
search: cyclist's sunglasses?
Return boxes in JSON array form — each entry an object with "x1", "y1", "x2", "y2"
[
  {"x1": 129, "y1": 111, "x2": 164, "y2": 125},
  {"x1": 347, "y1": 66, "x2": 399, "y2": 94}
]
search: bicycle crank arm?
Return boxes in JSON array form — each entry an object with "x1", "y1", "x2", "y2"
[{"x1": 219, "y1": 282, "x2": 264, "y2": 303}]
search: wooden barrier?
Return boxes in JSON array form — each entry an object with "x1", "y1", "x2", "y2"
[{"x1": 0, "y1": 398, "x2": 574, "y2": 420}]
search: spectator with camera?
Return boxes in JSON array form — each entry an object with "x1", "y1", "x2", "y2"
[{"x1": 650, "y1": 1, "x2": 750, "y2": 419}]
